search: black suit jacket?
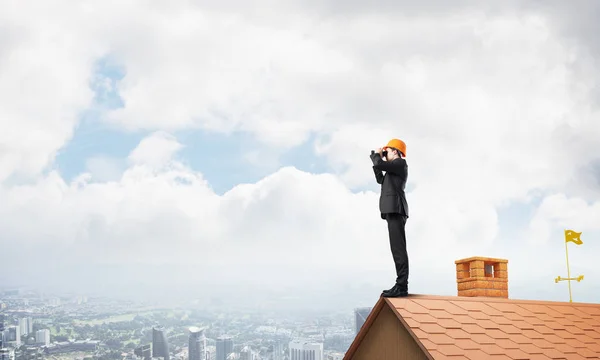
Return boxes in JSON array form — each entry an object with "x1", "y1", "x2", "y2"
[{"x1": 370, "y1": 152, "x2": 409, "y2": 220}]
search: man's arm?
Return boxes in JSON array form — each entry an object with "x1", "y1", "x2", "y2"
[
  {"x1": 370, "y1": 152, "x2": 384, "y2": 184},
  {"x1": 372, "y1": 167, "x2": 384, "y2": 184},
  {"x1": 371, "y1": 154, "x2": 406, "y2": 176}
]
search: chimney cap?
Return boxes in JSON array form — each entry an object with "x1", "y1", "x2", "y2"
[{"x1": 455, "y1": 256, "x2": 508, "y2": 264}]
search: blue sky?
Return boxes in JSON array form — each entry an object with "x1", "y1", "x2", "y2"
[
  {"x1": 54, "y1": 123, "x2": 333, "y2": 195},
  {"x1": 54, "y1": 58, "x2": 332, "y2": 194}
]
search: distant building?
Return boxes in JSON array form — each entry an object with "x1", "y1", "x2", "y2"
[
  {"x1": 0, "y1": 314, "x2": 5, "y2": 348},
  {"x1": 239, "y1": 346, "x2": 252, "y2": 360},
  {"x1": 272, "y1": 341, "x2": 284, "y2": 360},
  {"x1": 5, "y1": 327, "x2": 20, "y2": 347},
  {"x1": 188, "y1": 327, "x2": 206, "y2": 360},
  {"x1": 35, "y1": 330, "x2": 50, "y2": 346},
  {"x1": 16, "y1": 317, "x2": 32, "y2": 336},
  {"x1": 289, "y1": 340, "x2": 323, "y2": 360},
  {"x1": 204, "y1": 345, "x2": 217, "y2": 360},
  {"x1": 20, "y1": 346, "x2": 43, "y2": 360},
  {"x1": 134, "y1": 344, "x2": 152, "y2": 360},
  {"x1": 326, "y1": 353, "x2": 344, "y2": 360},
  {"x1": 44, "y1": 340, "x2": 99, "y2": 354},
  {"x1": 354, "y1": 307, "x2": 372, "y2": 336},
  {"x1": 215, "y1": 336, "x2": 233, "y2": 360},
  {"x1": 152, "y1": 327, "x2": 170, "y2": 360},
  {"x1": 18, "y1": 319, "x2": 27, "y2": 336},
  {"x1": 0, "y1": 348, "x2": 14, "y2": 360}
]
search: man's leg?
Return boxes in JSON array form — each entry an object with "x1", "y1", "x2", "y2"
[{"x1": 386, "y1": 213, "x2": 409, "y2": 293}]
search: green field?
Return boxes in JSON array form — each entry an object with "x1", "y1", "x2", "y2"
[
  {"x1": 71, "y1": 309, "x2": 179, "y2": 325},
  {"x1": 124, "y1": 339, "x2": 141, "y2": 346},
  {"x1": 49, "y1": 326, "x2": 69, "y2": 336},
  {"x1": 72, "y1": 313, "x2": 139, "y2": 325}
]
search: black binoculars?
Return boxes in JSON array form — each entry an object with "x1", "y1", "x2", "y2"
[{"x1": 372, "y1": 150, "x2": 388, "y2": 157}]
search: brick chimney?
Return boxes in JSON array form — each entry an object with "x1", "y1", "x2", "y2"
[{"x1": 455, "y1": 257, "x2": 508, "y2": 298}]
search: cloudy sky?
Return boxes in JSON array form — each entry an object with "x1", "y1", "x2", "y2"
[{"x1": 1, "y1": 0, "x2": 599, "y2": 311}]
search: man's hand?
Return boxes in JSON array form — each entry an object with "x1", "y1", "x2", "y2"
[{"x1": 376, "y1": 147, "x2": 383, "y2": 155}]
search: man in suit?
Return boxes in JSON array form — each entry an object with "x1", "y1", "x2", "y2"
[{"x1": 370, "y1": 138, "x2": 409, "y2": 298}]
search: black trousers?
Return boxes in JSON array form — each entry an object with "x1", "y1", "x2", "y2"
[{"x1": 385, "y1": 213, "x2": 409, "y2": 289}]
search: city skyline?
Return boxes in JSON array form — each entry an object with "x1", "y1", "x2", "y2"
[{"x1": 0, "y1": 288, "x2": 349, "y2": 360}]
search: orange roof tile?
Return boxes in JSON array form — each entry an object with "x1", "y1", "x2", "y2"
[{"x1": 347, "y1": 294, "x2": 600, "y2": 360}]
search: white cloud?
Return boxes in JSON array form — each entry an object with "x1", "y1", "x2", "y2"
[
  {"x1": 85, "y1": 156, "x2": 124, "y2": 182},
  {"x1": 0, "y1": 0, "x2": 106, "y2": 182},
  {"x1": 525, "y1": 193, "x2": 600, "y2": 242},
  {"x1": 127, "y1": 131, "x2": 183, "y2": 169}
]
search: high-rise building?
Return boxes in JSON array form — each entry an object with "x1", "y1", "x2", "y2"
[
  {"x1": 354, "y1": 307, "x2": 372, "y2": 335},
  {"x1": 6, "y1": 327, "x2": 20, "y2": 347},
  {"x1": 215, "y1": 336, "x2": 233, "y2": 360},
  {"x1": 188, "y1": 327, "x2": 206, "y2": 360},
  {"x1": 272, "y1": 340, "x2": 284, "y2": 360},
  {"x1": 152, "y1": 327, "x2": 170, "y2": 360},
  {"x1": 289, "y1": 340, "x2": 323, "y2": 360},
  {"x1": 16, "y1": 317, "x2": 32, "y2": 336},
  {"x1": 35, "y1": 329, "x2": 50, "y2": 346},
  {"x1": 18, "y1": 319, "x2": 28, "y2": 336}
]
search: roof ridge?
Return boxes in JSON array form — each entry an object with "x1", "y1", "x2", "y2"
[{"x1": 400, "y1": 293, "x2": 599, "y2": 306}]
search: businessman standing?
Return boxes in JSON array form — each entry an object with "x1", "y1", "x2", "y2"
[{"x1": 370, "y1": 139, "x2": 409, "y2": 298}]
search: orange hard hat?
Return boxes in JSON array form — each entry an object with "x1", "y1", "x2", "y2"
[{"x1": 383, "y1": 138, "x2": 406, "y2": 156}]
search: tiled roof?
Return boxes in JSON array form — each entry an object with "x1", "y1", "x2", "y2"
[{"x1": 388, "y1": 295, "x2": 600, "y2": 360}]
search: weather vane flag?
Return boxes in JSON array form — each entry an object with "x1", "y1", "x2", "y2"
[{"x1": 555, "y1": 229, "x2": 584, "y2": 302}]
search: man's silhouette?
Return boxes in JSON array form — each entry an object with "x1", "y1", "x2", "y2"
[{"x1": 370, "y1": 139, "x2": 409, "y2": 298}]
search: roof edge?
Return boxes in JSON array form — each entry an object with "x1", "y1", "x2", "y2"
[
  {"x1": 343, "y1": 297, "x2": 386, "y2": 360},
  {"x1": 396, "y1": 293, "x2": 599, "y2": 306},
  {"x1": 385, "y1": 298, "x2": 435, "y2": 360}
]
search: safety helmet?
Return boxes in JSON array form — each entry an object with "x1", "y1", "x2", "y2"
[{"x1": 383, "y1": 139, "x2": 406, "y2": 157}]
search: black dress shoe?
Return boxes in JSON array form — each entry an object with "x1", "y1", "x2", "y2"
[
  {"x1": 382, "y1": 287, "x2": 408, "y2": 298},
  {"x1": 382, "y1": 284, "x2": 398, "y2": 295},
  {"x1": 382, "y1": 283, "x2": 408, "y2": 297}
]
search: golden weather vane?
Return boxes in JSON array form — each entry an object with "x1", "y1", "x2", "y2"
[{"x1": 554, "y1": 229, "x2": 584, "y2": 303}]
